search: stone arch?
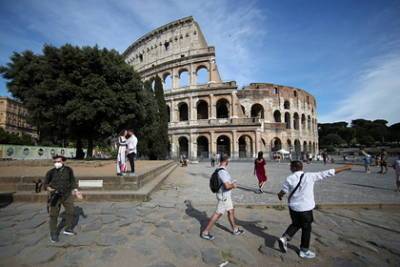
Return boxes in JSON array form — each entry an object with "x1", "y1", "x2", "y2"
[
  {"x1": 196, "y1": 65, "x2": 209, "y2": 84},
  {"x1": 274, "y1": 110, "x2": 281, "y2": 123},
  {"x1": 308, "y1": 141, "x2": 312, "y2": 154},
  {"x1": 178, "y1": 136, "x2": 189, "y2": 158},
  {"x1": 197, "y1": 136, "x2": 209, "y2": 159},
  {"x1": 271, "y1": 137, "x2": 282, "y2": 152},
  {"x1": 303, "y1": 141, "x2": 308, "y2": 153},
  {"x1": 217, "y1": 135, "x2": 231, "y2": 156},
  {"x1": 197, "y1": 100, "x2": 209, "y2": 120},
  {"x1": 294, "y1": 139, "x2": 301, "y2": 157},
  {"x1": 307, "y1": 115, "x2": 311, "y2": 130},
  {"x1": 284, "y1": 100, "x2": 290, "y2": 109},
  {"x1": 293, "y1": 113, "x2": 300, "y2": 130},
  {"x1": 179, "y1": 69, "x2": 190, "y2": 87},
  {"x1": 287, "y1": 139, "x2": 292, "y2": 151},
  {"x1": 238, "y1": 135, "x2": 253, "y2": 158},
  {"x1": 163, "y1": 72, "x2": 172, "y2": 90},
  {"x1": 216, "y1": 98, "x2": 230, "y2": 118},
  {"x1": 178, "y1": 102, "x2": 189, "y2": 121},
  {"x1": 301, "y1": 114, "x2": 306, "y2": 130},
  {"x1": 250, "y1": 103, "x2": 264, "y2": 119},
  {"x1": 285, "y1": 112, "x2": 291, "y2": 129}
]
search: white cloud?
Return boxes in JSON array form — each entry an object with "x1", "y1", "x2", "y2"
[{"x1": 319, "y1": 52, "x2": 400, "y2": 125}]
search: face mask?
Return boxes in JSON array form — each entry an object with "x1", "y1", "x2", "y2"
[{"x1": 54, "y1": 162, "x2": 63, "y2": 169}]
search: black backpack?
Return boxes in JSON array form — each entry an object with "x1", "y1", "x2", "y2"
[{"x1": 210, "y1": 168, "x2": 224, "y2": 193}]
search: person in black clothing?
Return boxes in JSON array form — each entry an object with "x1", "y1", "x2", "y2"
[{"x1": 44, "y1": 155, "x2": 83, "y2": 243}]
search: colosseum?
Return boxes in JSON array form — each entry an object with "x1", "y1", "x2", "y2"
[{"x1": 123, "y1": 16, "x2": 318, "y2": 160}]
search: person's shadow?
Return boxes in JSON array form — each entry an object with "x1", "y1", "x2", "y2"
[{"x1": 56, "y1": 206, "x2": 87, "y2": 234}]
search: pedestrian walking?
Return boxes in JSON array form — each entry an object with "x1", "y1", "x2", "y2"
[
  {"x1": 393, "y1": 153, "x2": 400, "y2": 192},
  {"x1": 322, "y1": 150, "x2": 328, "y2": 165},
  {"x1": 277, "y1": 160, "x2": 352, "y2": 259},
  {"x1": 201, "y1": 154, "x2": 244, "y2": 240},
  {"x1": 126, "y1": 129, "x2": 138, "y2": 176},
  {"x1": 116, "y1": 129, "x2": 127, "y2": 176},
  {"x1": 254, "y1": 151, "x2": 267, "y2": 193},
  {"x1": 44, "y1": 155, "x2": 83, "y2": 243},
  {"x1": 211, "y1": 154, "x2": 216, "y2": 167},
  {"x1": 360, "y1": 147, "x2": 371, "y2": 173},
  {"x1": 379, "y1": 149, "x2": 388, "y2": 174}
]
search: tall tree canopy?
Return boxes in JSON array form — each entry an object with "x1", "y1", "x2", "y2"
[{"x1": 0, "y1": 44, "x2": 166, "y2": 158}]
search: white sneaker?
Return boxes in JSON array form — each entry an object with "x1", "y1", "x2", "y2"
[
  {"x1": 279, "y1": 237, "x2": 287, "y2": 252},
  {"x1": 299, "y1": 249, "x2": 316, "y2": 259}
]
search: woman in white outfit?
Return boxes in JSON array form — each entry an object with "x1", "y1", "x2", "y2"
[{"x1": 116, "y1": 130, "x2": 127, "y2": 176}]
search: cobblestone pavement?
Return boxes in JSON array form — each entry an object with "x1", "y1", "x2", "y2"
[
  {"x1": 152, "y1": 162, "x2": 400, "y2": 206},
  {"x1": 1, "y1": 162, "x2": 400, "y2": 267}
]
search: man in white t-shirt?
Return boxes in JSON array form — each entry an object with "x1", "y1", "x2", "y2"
[
  {"x1": 201, "y1": 154, "x2": 244, "y2": 240},
  {"x1": 126, "y1": 129, "x2": 138, "y2": 176},
  {"x1": 277, "y1": 160, "x2": 352, "y2": 259}
]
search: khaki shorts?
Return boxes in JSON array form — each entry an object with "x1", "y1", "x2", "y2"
[{"x1": 216, "y1": 195, "x2": 234, "y2": 214}]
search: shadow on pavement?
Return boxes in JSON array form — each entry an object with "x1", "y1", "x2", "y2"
[
  {"x1": 0, "y1": 193, "x2": 13, "y2": 208},
  {"x1": 343, "y1": 183, "x2": 392, "y2": 191},
  {"x1": 56, "y1": 206, "x2": 87, "y2": 234}
]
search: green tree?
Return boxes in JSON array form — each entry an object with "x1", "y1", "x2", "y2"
[
  {"x1": 152, "y1": 76, "x2": 169, "y2": 159},
  {"x1": 321, "y1": 133, "x2": 345, "y2": 147},
  {"x1": 0, "y1": 44, "x2": 159, "y2": 158}
]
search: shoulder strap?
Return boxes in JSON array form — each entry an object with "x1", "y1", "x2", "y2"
[{"x1": 288, "y1": 173, "x2": 305, "y2": 203}]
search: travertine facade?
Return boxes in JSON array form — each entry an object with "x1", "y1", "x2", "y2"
[
  {"x1": 124, "y1": 16, "x2": 318, "y2": 160},
  {"x1": 0, "y1": 97, "x2": 38, "y2": 139}
]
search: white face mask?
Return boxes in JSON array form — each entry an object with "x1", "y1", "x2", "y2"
[{"x1": 54, "y1": 162, "x2": 63, "y2": 169}]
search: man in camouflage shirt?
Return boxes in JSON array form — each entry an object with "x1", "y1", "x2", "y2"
[{"x1": 44, "y1": 155, "x2": 83, "y2": 243}]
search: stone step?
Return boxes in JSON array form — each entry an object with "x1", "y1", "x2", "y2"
[{"x1": 10, "y1": 163, "x2": 178, "y2": 202}]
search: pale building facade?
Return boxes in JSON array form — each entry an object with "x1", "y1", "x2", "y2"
[
  {"x1": 123, "y1": 16, "x2": 318, "y2": 160},
  {"x1": 0, "y1": 97, "x2": 38, "y2": 139}
]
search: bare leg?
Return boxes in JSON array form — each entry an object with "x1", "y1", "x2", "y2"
[
  {"x1": 227, "y1": 209, "x2": 238, "y2": 231},
  {"x1": 202, "y1": 213, "x2": 222, "y2": 234}
]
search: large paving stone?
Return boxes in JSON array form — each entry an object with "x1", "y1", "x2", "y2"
[
  {"x1": 128, "y1": 225, "x2": 146, "y2": 236},
  {"x1": 100, "y1": 247, "x2": 118, "y2": 261},
  {"x1": 145, "y1": 262, "x2": 176, "y2": 267},
  {"x1": 81, "y1": 219, "x2": 103, "y2": 232},
  {"x1": 230, "y1": 247, "x2": 257, "y2": 265},
  {"x1": 130, "y1": 238, "x2": 163, "y2": 256},
  {"x1": 102, "y1": 215, "x2": 119, "y2": 224},
  {"x1": 164, "y1": 234, "x2": 198, "y2": 259},
  {"x1": 66, "y1": 231, "x2": 97, "y2": 247},
  {"x1": 18, "y1": 246, "x2": 60, "y2": 265},
  {"x1": 64, "y1": 249, "x2": 92, "y2": 266},
  {"x1": 98, "y1": 234, "x2": 128, "y2": 246},
  {"x1": 258, "y1": 245, "x2": 282, "y2": 259},
  {"x1": 16, "y1": 214, "x2": 47, "y2": 229},
  {"x1": 201, "y1": 247, "x2": 223, "y2": 265},
  {"x1": 0, "y1": 230, "x2": 16, "y2": 246}
]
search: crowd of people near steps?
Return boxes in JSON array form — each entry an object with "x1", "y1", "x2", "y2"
[{"x1": 42, "y1": 138, "x2": 400, "y2": 259}]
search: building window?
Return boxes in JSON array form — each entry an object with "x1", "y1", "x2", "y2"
[
  {"x1": 164, "y1": 41, "x2": 170, "y2": 50},
  {"x1": 139, "y1": 54, "x2": 143, "y2": 62}
]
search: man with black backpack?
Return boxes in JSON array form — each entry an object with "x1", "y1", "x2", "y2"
[
  {"x1": 201, "y1": 154, "x2": 244, "y2": 240},
  {"x1": 277, "y1": 161, "x2": 352, "y2": 259}
]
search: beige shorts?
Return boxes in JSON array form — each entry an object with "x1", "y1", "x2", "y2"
[{"x1": 216, "y1": 195, "x2": 234, "y2": 214}]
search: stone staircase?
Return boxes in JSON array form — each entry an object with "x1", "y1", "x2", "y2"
[{"x1": 0, "y1": 161, "x2": 178, "y2": 202}]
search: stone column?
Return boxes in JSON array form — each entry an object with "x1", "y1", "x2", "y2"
[
  {"x1": 255, "y1": 131, "x2": 261, "y2": 157},
  {"x1": 189, "y1": 97, "x2": 194, "y2": 121},
  {"x1": 210, "y1": 131, "x2": 216, "y2": 156},
  {"x1": 189, "y1": 64, "x2": 196, "y2": 87},
  {"x1": 232, "y1": 130, "x2": 238, "y2": 159},
  {"x1": 231, "y1": 93, "x2": 238, "y2": 118},
  {"x1": 171, "y1": 135, "x2": 178, "y2": 159},
  {"x1": 171, "y1": 100, "x2": 176, "y2": 122},
  {"x1": 172, "y1": 68, "x2": 179, "y2": 89},
  {"x1": 210, "y1": 94, "x2": 216, "y2": 119},
  {"x1": 190, "y1": 133, "x2": 197, "y2": 160}
]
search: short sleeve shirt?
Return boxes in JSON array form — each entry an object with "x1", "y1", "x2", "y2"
[{"x1": 216, "y1": 167, "x2": 232, "y2": 199}]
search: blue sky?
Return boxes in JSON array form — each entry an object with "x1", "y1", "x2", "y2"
[{"x1": 1, "y1": 0, "x2": 399, "y2": 124}]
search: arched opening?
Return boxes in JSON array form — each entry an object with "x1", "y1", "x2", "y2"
[
  {"x1": 308, "y1": 141, "x2": 312, "y2": 154},
  {"x1": 313, "y1": 142, "x2": 316, "y2": 154},
  {"x1": 178, "y1": 102, "x2": 188, "y2": 121},
  {"x1": 217, "y1": 135, "x2": 231, "y2": 156},
  {"x1": 284, "y1": 100, "x2": 290, "y2": 109},
  {"x1": 167, "y1": 106, "x2": 170, "y2": 123},
  {"x1": 196, "y1": 66, "x2": 209, "y2": 84},
  {"x1": 271, "y1": 138, "x2": 282, "y2": 152},
  {"x1": 301, "y1": 114, "x2": 306, "y2": 130},
  {"x1": 197, "y1": 136, "x2": 209, "y2": 159},
  {"x1": 197, "y1": 100, "x2": 208, "y2": 120},
  {"x1": 274, "y1": 110, "x2": 281, "y2": 122},
  {"x1": 285, "y1": 112, "x2": 291, "y2": 129},
  {"x1": 216, "y1": 99, "x2": 230, "y2": 118},
  {"x1": 250, "y1": 104, "x2": 264, "y2": 119},
  {"x1": 293, "y1": 113, "x2": 300, "y2": 130},
  {"x1": 294, "y1": 139, "x2": 301, "y2": 159},
  {"x1": 238, "y1": 135, "x2": 253, "y2": 158},
  {"x1": 163, "y1": 73, "x2": 172, "y2": 90},
  {"x1": 178, "y1": 136, "x2": 189, "y2": 158},
  {"x1": 179, "y1": 69, "x2": 190, "y2": 87},
  {"x1": 303, "y1": 141, "x2": 308, "y2": 153},
  {"x1": 307, "y1": 115, "x2": 311, "y2": 130},
  {"x1": 287, "y1": 139, "x2": 292, "y2": 151}
]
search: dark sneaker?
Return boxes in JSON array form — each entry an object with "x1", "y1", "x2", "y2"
[
  {"x1": 201, "y1": 232, "x2": 215, "y2": 240},
  {"x1": 233, "y1": 228, "x2": 244, "y2": 236},
  {"x1": 63, "y1": 229, "x2": 76, "y2": 236},
  {"x1": 279, "y1": 237, "x2": 287, "y2": 252},
  {"x1": 50, "y1": 234, "x2": 59, "y2": 243}
]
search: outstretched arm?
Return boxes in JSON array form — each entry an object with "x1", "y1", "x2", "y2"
[{"x1": 335, "y1": 164, "x2": 352, "y2": 174}]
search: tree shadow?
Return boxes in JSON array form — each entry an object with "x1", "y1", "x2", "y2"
[{"x1": 56, "y1": 206, "x2": 87, "y2": 234}]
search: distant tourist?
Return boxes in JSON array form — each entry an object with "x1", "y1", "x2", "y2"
[
  {"x1": 393, "y1": 153, "x2": 400, "y2": 192},
  {"x1": 201, "y1": 154, "x2": 244, "y2": 240},
  {"x1": 211, "y1": 154, "x2": 216, "y2": 167},
  {"x1": 379, "y1": 149, "x2": 388, "y2": 174},
  {"x1": 216, "y1": 153, "x2": 220, "y2": 165},
  {"x1": 277, "y1": 161, "x2": 352, "y2": 259},
  {"x1": 360, "y1": 147, "x2": 371, "y2": 173},
  {"x1": 126, "y1": 129, "x2": 138, "y2": 176},
  {"x1": 322, "y1": 150, "x2": 328, "y2": 165},
  {"x1": 44, "y1": 155, "x2": 83, "y2": 243},
  {"x1": 116, "y1": 129, "x2": 127, "y2": 176},
  {"x1": 180, "y1": 154, "x2": 188, "y2": 167},
  {"x1": 254, "y1": 151, "x2": 268, "y2": 193}
]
